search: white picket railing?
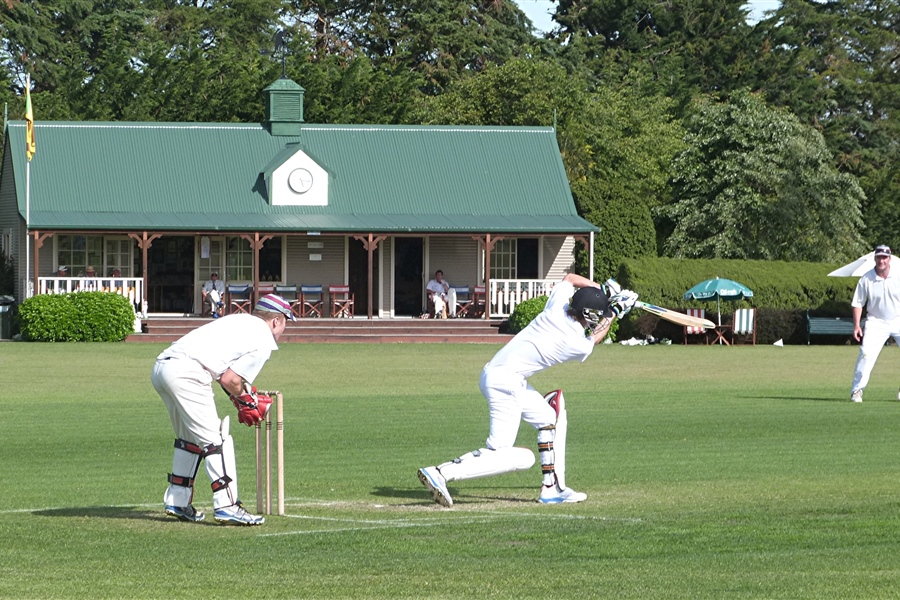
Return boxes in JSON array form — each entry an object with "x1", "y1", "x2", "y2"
[
  {"x1": 38, "y1": 277, "x2": 146, "y2": 316},
  {"x1": 489, "y1": 279, "x2": 557, "y2": 317}
]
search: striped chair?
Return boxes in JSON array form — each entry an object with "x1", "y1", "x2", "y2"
[
  {"x1": 731, "y1": 308, "x2": 757, "y2": 345},
  {"x1": 683, "y1": 308, "x2": 709, "y2": 344}
]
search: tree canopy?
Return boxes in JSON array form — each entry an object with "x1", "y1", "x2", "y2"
[{"x1": 1, "y1": 0, "x2": 888, "y2": 264}]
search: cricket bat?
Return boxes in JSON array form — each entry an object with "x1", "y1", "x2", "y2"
[{"x1": 635, "y1": 301, "x2": 716, "y2": 329}]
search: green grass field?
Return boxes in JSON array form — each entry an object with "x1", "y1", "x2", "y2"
[{"x1": 2, "y1": 342, "x2": 900, "y2": 599}]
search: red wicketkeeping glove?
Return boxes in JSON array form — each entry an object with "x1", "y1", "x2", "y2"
[{"x1": 230, "y1": 392, "x2": 273, "y2": 427}]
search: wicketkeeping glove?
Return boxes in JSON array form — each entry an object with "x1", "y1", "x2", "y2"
[
  {"x1": 230, "y1": 390, "x2": 273, "y2": 427},
  {"x1": 609, "y1": 289, "x2": 639, "y2": 318}
]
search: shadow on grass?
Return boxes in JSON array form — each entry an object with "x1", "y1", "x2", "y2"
[
  {"x1": 760, "y1": 395, "x2": 845, "y2": 402},
  {"x1": 371, "y1": 486, "x2": 536, "y2": 506},
  {"x1": 33, "y1": 505, "x2": 218, "y2": 525}
]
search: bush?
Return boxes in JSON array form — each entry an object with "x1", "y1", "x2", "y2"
[
  {"x1": 18, "y1": 292, "x2": 135, "y2": 342},
  {"x1": 507, "y1": 294, "x2": 619, "y2": 342}
]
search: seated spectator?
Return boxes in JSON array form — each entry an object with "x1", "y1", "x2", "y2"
[
  {"x1": 81, "y1": 265, "x2": 99, "y2": 290},
  {"x1": 425, "y1": 270, "x2": 452, "y2": 319},
  {"x1": 110, "y1": 268, "x2": 124, "y2": 290},
  {"x1": 56, "y1": 266, "x2": 69, "y2": 293},
  {"x1": 202, "y1": 271, "x2": 226, "y2": 318}
]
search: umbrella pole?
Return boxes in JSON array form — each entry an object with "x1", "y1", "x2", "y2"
[{"x1": 717, "y1": 298, "x2": 722, "y2": 344}]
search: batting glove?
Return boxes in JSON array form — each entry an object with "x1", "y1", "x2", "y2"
[
  {"x1": 604, "y1": 278, "x2": 622, "y2": 297},
  {"x1": 609, "y1": 289, "x2": 638, "y2": 317}
]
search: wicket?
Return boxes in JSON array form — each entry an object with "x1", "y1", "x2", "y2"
[{"x1": 254, "y1": 390, "x2": 284, "y2": 516}]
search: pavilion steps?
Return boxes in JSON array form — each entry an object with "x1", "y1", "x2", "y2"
[{"x1": 127, "y1": 316, "x2": 513, "y2": 344}]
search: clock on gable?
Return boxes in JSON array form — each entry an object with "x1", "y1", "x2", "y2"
[{"x1": 288, "y1": 168, "x2": 313, "y2": 194}]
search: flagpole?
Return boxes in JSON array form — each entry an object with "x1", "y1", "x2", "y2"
[{"x1": 24, "y1": 74, "x2": 31, "y2": 298}]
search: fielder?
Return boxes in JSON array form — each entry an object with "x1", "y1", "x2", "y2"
[
  {"x1": 152, "y1": 293, "x2": 295, "y2": 525},
  {"x1": 850, "y1": 244, "x2": 900, "y2": 402},
  {"x1": 417, "y1": 273, "x2": 638, "y2": 506}
]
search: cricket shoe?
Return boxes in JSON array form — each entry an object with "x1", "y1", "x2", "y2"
[
  {"x1": 165, "y1": 504, "x2": 205, "y2": 522},
  {"x1": 214, "y1": 502, "x2": 265, "y2": 526},
  {"x1": 417, "y1": 467, "x2": 453, "y2": 507},
  {"x1": 538, "y1": 485, "x2": 587, "y2": 504},
  {"x1": 851, "y1": 389, "x2": 863, "y2": 403}
]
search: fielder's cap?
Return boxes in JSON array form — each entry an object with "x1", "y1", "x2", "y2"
[
  {"x1": 58, "y1": 265, "x2": 67, "y2": 272},
  {"x1": 875, "y1": 244, "x2": 891, "y2": 257},
  {"x1": 255, "y1": 293, "x2": 296, "y2": 321},
  {"x1": 570, "y1": 286, "x2": 613, "y2": 319},
  {"x1": 211, "y1": 271, "x2": 218, "y2": 276}
]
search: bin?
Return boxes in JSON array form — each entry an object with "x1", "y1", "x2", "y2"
[{"x1": 0, "y1": 295, "x2": 15, "y2": 339}]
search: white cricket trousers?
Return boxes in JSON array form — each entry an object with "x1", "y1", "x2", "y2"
[
  {"x1": 851, "y1": 316, "x2": 900, "y2": 393},
  {"x1": 480, "y1": 367, "x2": 556, "y2": 449},
  {"x1": 151, "y1": 357, "x2": 221, "y2": 447}
]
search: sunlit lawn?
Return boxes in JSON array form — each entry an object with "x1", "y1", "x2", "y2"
[{"x1": 1, "y1": 342, "x2": 899, "y2": 599}]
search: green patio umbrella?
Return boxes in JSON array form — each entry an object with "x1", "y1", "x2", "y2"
[{"x1": 683, "y1": 277, "x2": 754, "y2": 327}]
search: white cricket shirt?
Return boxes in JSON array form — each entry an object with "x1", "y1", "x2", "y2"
[
  {"x1": 852, "y1": 268, "x2": 900, "y2": 321},
  {"x1": 485, "y1": 280, "x2": 595, "y2": 378},
  {"x1": 157, "y1": 314, "x2": 279, "y2": 383}
]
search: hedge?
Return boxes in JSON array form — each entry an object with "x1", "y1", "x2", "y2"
[
  {"x1": 17, "y1": 292, "x2": 136, "y2": 342},
  {"x1": 613, "y1": 257, "x2": 855, "y2": 345}
]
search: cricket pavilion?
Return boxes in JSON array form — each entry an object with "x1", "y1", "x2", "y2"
[{"x1": 0, "y1": 77, "x2": 599, "y2": 334}]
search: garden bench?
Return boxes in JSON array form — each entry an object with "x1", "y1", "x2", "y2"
[{"x1": 806, "y1": 310, "x2": 861, "y2": 345}]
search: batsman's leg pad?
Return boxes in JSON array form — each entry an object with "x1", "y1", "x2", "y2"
[
  {"x1": 438, "y1": 447, "x2": 535, "y2": 482},
  {"x1": 543, "y1": 390, "x2": 569, "y2": 489},
  {"x1": 164, "y1": 438, "x2": 203, "y2": 507},
  {"x1": 206, "y1": 418, "x2": 239, "y2": 509}
]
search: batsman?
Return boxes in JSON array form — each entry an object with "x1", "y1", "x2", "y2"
[
  {"x1": 418, "y1": 273, "x2": 638, "y2": 506},
  {"x1": 151, "y1": 293, "x2": 295, "y2": 525}
]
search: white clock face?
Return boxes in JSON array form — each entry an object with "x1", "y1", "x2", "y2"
[{"x1": 288, "y1": 168, "x2": 314, "y2": 194}]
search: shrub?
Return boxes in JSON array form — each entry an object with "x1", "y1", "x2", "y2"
[
  {"x1": 18, "y1": 292, "x2": 135, "y2": 342},
  {"x1": 507, "y1": 294, "x2": 619, "y2": 342},
  {"x1": 508, "y1": 296, "x2": 548, "y2": 334}
]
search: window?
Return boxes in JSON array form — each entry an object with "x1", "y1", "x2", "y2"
[
  {"x1": 490, "y1": 239, "x2": 517, "y2": 280},
  {"x1": 104, "y1": 238, "x2": 136, "y2": 276},
  {"x1": 488, "y1": 238, "x2": 539, "y2": 280},
  {"x1": 225, "y1": 237, "x2": 253, "y2": 282},
  {"x1": 57, "y1": 235, "x2": 102, "y2": 275},
  {"x1": 198, "y1": 238, "x2": 225, "y2": 282}
]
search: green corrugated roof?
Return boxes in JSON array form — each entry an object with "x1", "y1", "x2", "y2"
[{"x1": 3, "y1": 120, "x2": 598, "y2": 234}]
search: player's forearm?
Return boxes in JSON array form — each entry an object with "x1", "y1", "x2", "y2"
[
  {"x1": 852, "y1": 306, "x2": 863, "y2": 328},
  {"x1": 218, "y1": 369, "x2": 245, "y2": 396},
  {"x1": 563, "y1": 273, "x2": 601, "y2": 289}
]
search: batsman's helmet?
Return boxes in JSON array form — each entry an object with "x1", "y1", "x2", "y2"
[{"x1": 570, "y1": 287, "x2": 612, "y2": 325}]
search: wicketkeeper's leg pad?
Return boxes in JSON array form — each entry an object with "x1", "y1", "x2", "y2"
[
  {"x1": 438, "y1": 447, "x2": 535, "y2": 482},
  {"x1": 164, "y1": 438, "x2": 203, "y2": 507},
  {"x1": 205, "y1": 416, "x2": 239, "y2": 509}
]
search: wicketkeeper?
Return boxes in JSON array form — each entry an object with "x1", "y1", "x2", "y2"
[
  {"x1": 152, "y1": 293, "x2": 295, "y2": 525},
  {"x1": 418, "y1": 273, "x2": 637, "y2": 506}
]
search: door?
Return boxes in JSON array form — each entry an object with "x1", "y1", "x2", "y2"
[
  {"x1": 394, "y1": 237, "x2": 423, "y2": 316},
  {"x1": 147, "y1": 236, "x2": 195, "y2": 313},
  {"x1": 348, "y1": 237, "x2": 377, "y2": 316}
]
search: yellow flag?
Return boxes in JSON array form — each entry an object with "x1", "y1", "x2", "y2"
[{"x1": 25, "y1": 75, "x2": 36, "y2": 161}]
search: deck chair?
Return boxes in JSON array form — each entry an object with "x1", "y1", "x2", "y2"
[
  {"x1": 453, "y1": 286, "x2": 473, "y2": 318},
  {"x1": 730, "y1": 308, "x2": 757, "y2": 345},
  {"x1": 274, "y1": 284, "x2": 302, "y2": 319},
  {"x1": 256, "y1": 283, "x2": 275, "y2": 305},
  {"x1": 682, "y1": 308, "x2": 709, "y2": 344},
  {"x1": 227, "y1": 284, "x2": 253, "y2": 314},
  {"x1": 471, "y1": 285, "x2": 486, "y2": 318},
  {"x1": 299, "y1": 284, "x2": 324, "y2": 318},
  {"x1": 329, "y1": 285, "x2": 355, "y2": 318}
]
